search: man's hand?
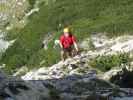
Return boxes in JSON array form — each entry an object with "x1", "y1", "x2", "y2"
[{"x1": 74, "y1": 42, "x2": 79, "y2": 54}]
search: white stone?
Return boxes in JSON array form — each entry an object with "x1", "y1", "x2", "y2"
[
  {"x1": 13, "y1": 66, "x2": 28, "y2": 76},
  {"x1": 25, "y1": 8, "x2": 39, "y2": 17}
]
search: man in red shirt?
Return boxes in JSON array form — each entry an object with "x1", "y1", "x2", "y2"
[{"x1": 59, "y1": 28, "x2": 79, "y2": 61}]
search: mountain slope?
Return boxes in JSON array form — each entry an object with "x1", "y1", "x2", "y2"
[
  {"x1": 0, "y1": 0, "x2": 29, "y2": 30},
  {"x1": 1, "y1": 34, "x2": 133, "y2": 100},
  {"x1": 1, "y1": 0, "x2": 133, "y2": 74}
]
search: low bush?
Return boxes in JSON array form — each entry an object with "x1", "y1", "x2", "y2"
[{"x1": 90, "y1": 53, "x2": 131, "y2": 72}]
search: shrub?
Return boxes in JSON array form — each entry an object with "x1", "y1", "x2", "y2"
[{"x1": 89, "y1": 53, "x2": 131, "y2": 72}]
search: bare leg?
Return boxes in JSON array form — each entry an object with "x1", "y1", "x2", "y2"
[
  {"x1": 70, "y1": 48, "x2": 76, "y2": 57},
  {"x1": 66, "y1": 52, "x2": 70, "y2": 59},
  {"x1": 72, "y1": 48, "x2": 78, "y2": 57},
  {"x1": 61, "y1": 50, "x2": 66, "y2": 61},
  {"x1": 66, "y1": 50, "x2": 73, "y2": 59}
]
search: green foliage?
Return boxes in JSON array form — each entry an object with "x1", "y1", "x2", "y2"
[
  {"x1": 27, "y1": 47, "x2": 60, "y2": 68},
  {"x1": 2, "y1": 0, "x2": 133, "y2": 74},
  {"x1": 28, "y1": 0, "x2": 36, "y2": 5},
  {"x1": 28, "y1": 0, "x2": 36, "y2": 9},
  {"x1": 90, "y1": 53, "x2": 131, "y2": 72}
]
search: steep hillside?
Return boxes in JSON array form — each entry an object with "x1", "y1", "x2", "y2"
[
  {"x1": 1, "y1": 0, "x2": 133, "y2": 74},
  {"x1": 0, "y1": 0, "x2": 29, "y2": 30}
]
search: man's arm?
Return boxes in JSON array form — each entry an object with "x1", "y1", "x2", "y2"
[
  {"x1": 59, "y1": 41, "x2": 63, "y2": 49},
  {"x1": 72, "y1": 36, "x2": 79, "y2": 52},
  {"x1": 74, "y1": 42, "x2": 79, "y2": 52},
  {"x1": 59, "y1": 36, "x2": 63, "y2": 49}
]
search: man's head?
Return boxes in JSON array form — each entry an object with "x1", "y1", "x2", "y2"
[{"x1": 63, "y1": 28, "x2": 70, "y2": 37}]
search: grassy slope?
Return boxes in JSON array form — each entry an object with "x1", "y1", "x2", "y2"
[{"x1": 1, "y1": 0, "x2": 133, "y2": 74}]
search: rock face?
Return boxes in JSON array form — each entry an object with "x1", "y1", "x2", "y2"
[
  {"x1": 0, "y1": 70, "x2": 50, "y2": 100},
  {"x1": 110, "y1": 67, "x2": 133, "y2": 88},
  {"x1": 1, "y1": 68, "x2": 133, "y2": 100},
  {"x1": 2, "y1": 69, "x2": 133, "y2": 100},
  {"x1": 0, "y1": 31, "x2": 15, "y2": 53},
  {"x1": 80, "y1": 33, "x2": 133, "y2": 54},
  {"x1": 0, "y1": 0, "x2": 42, "y2": 30}
]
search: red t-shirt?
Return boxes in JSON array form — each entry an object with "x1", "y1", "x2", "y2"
[{"x1": 60, "y1": 34, "x2": 76, "y2": 49}]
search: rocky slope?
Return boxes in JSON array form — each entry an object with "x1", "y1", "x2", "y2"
[
  {"x1": 0, "y1": 33, "x2": 133, "y2": 100},
  {"x1": 1, "y1": 1, "x2": 133, "y2": 100},
  {"x1": 22, "y1": 33, "x2": 133, "y2": 80},
  {"x1": 1, "y1": 33, "x2": 131, "y2": 100},
  {"x1": 0, "y1": 0, "x2": 41, "y2": 61},
  {"x1": 1, "y1": 66, "x2": 133, "y2": 100},
  {"x1": 0, "y1": 31, "x2": 15, "y2": 56},
  {"x1": 2, "y1": 0, "x2": 133, "y2": 75},
  {"x1": 0, "y1": 0, "x2": 29, "y2": 30}
]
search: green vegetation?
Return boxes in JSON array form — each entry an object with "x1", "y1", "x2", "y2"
[
  {"x1": 90, "y1": 53, "x2": 132, "y2": 72},
  {"x1": 1, "y1": 0, "x2": 133, "y2": 74},
  {"x1": 28, "y1": 0, "x2": 36, "y2": 9}
]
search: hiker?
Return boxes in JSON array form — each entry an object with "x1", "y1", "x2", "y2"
[{"x1": 59, "y1": 28, "x2": 79, "y2": 61}]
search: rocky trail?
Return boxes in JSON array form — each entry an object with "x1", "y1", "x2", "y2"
[{"x1": 22, "y1": 34, "x2": 133, "y2": 81}]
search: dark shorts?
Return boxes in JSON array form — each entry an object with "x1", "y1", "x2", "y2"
[{"x1": 63, "y1": 46, "x2": 73, "y2": 52}]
